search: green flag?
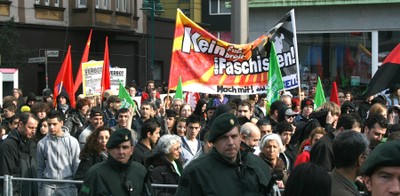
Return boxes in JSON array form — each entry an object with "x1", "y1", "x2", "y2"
[
  {"x1": 118, "y1": 80, "x2": 136, "y2": 109},
  {"x1": 174, "y1": 76, "x2": 184, "y2": 99},
  {"x1": 266, "y1": 42, "x2": 285, "y2": 113},
  {"x1": 314, "y1": 76, "x2": 326, "y2": 109}
]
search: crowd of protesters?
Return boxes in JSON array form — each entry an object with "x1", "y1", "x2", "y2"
[{"x1": 0, "y1": 80, "x2": 399, "y2": 196}]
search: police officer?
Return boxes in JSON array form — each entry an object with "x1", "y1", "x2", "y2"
[
  {"x1": 176, "y1": 113, "x2": 273, "y2": 195},
  {"x1": 80, "y1": 128, "x2": 150, "y2": 196}
]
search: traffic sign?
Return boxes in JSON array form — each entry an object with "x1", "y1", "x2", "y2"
[{"x1": 28, "y1": 57, "x2": 47, "y2": 63}]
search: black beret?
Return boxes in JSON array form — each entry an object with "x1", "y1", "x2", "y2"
[
  {"x1": 209, "y1": 113, "x2": 239, "y2": 142},
  {"x1": 106, "y1": 128, "x2": 132, "y2": 149},
  {"x1": 361, "y1": 141, "x2": 400, "y2": 176}
]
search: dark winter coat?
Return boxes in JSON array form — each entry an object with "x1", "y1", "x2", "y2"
[
  {"x1": 310, "y1": 128, "x2": 336, "y2": 171},
  {"x1": 146, "y1": 154, "x2": 183, "y2": 196},
  {"x1": 0, "y1": 129, "x2": 38, "y2": 195},
  {"x1": 132, "y1": 141, "x2": 155, "y2": 166},
  {"x1": 74, "y1": 152, "x2": 107, "y2": 180},
  {"x1": 175, "y1": 148, "x2": 272, "y2": 196},
  {"x1": 79, "y1": 155, "x2": 149, "y2": 196}
]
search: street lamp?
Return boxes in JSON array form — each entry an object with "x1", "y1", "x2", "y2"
[{"x1": 141, "y1": 0, "x2": 164, "y2": 80}]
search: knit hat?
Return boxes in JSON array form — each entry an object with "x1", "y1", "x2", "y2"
[
  {"x1": 20, "y1": 105, "x2": 31, "y2": 113},
  {"x1": 301, "y1": 98, "x2": 314, "y2": 110},
  {"x1": 340, "y1": 101, "x2": 356, "y2": 113},
  {"x1": 106, "y1": 128, "x2": 132, "y2": 149},
  {"x1": 361, "y1": 141, "x2": 400, "y2": 176},
  {"x1": 209, "y1": 113, "x2": 239, "y2": 142}
]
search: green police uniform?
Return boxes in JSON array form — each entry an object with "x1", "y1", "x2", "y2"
[
  {"x1": 79, "y1": 129, "x2": 149, "y2": 196},
  {"x1": 175, "y1": 113, "x2": 272, "y2": 196}
]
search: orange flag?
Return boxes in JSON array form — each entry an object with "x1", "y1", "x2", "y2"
[
  {"x1": 73, "y1": 29, "x2": 93, "y2": 94},
  {"x1": 330, "y1": 81, "x2": 340, "y2": 106},
  {"x1": 54, "y1": 45, "x2": 76, "y2": 108},
  {"x1": 101, "y1": 36, "x2": 111, "y2": 97}
]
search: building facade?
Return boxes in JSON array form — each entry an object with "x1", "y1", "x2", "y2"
[
  {"x1": 0, "y1": 0, "x2": 175, "y2": 96},
  {"x1": 248, "y1": 0, "x2": 400, "y2": 97}
]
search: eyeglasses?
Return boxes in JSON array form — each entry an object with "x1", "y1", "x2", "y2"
[{"x1": 285, "y1": 115, "x2": 295, "y2": 119}]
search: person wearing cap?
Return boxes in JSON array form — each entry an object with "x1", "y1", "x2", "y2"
[
  {"x1": 284, "y1": 108, "x2": 297, "y2": 124},
  {"x1": 37, "y1": 110, "x2": 80, "y2": 195},
  {"x1": 361, "y1": 141, "x2": 400, "y2": 196},
  {"x1": 80, "y1": 128, "x2": 149, "y2": 196},
  {"x1": 78, "y1": 108, "x2": 104, "y2": 149},
  {"x1": 176, "y1": 113, "x2": 273, "y2": 196},
  {"x1": 294, "y1": 98, "x2": 314, "y2": 126},
  {"x1": 103, "y1": 95, "x2": 121, "y2": 128},
  {"x1": 341, "y1": 101, "x2": 356, "y2": 114}
]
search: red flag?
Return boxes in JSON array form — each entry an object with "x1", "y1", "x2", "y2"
[
  {"x1": 73, "y1": 29, "x2": 93, "y2": 94},
  {"x1": 101, "y1": 36, "x2": 111, "y2": 97},
  {"x1": 330, "y1": 81, "x2": 340, "y2": 106},
  {"x1": 54, "y1": 45, "x2": 76, "y2": 108}
]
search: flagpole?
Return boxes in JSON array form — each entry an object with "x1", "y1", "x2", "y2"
[{"x1": 290, "y1": 9, "x2": 302, "y2": 102}]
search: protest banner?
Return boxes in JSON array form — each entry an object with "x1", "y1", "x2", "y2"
[
  {"x1": 82, "y1": 61, "x2": 103, "y2": 96},
  {"x1": 82, "y1": 60, "x2": 126, "y2": 96},
  {"x1": 110, "y1": 67, "x2": 127, "y2": 91},
  {"x1": 168, "y1": 9, "x2": 299, "y2": 95}
]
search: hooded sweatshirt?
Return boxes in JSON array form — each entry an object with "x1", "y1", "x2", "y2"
[{"x1": 37, "y1": 127, "x2": 80, "y2": 182}]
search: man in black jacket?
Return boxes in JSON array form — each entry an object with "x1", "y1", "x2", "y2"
[{"x1": 0, "y1": 113, "x2": 39, "y2": 195}]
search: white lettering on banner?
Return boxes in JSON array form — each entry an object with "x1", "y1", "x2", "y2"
[
  {"x1": 182, "y1": 27, "x2": 296, "y2": 76},
  {"x1": 283, "y1": 75, "x2": 299, "y2": 89}
]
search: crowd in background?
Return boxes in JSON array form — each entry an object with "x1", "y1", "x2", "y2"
[{"x1": 0, "y1": 79, "x2": 399, "y2": 196}]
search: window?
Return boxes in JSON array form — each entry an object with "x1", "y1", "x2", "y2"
[
  {"x1": 209, "y1": 0, "x2": 230, "y2": 15},
  {"x1": 103, "y1": 0, "x2": 108, "y2": 9},
  {"x1": 34, "y1": 0, "x2": 40, "y2": 4},
  {"x1": 54, "y1": 0, "x2": 59, "y2": 7},
  {"x1": 44, "y1": 0, "x2": 49, "y2": 6},
  {"x1": 116, "y1": 0, "x2": 119, "y2": 11},
  {"x1": 95, "y1": 0, "x2": 99, "y2": 8},
  {"x1": 120, "y1": 0, "x2": 127, "y2": 12},
  {"x1": 77, "y1": 0, "x2": 86, "y2": 8},
  {"x1": 297, "y1": 32, "x2": 372, "y2": 94}
]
